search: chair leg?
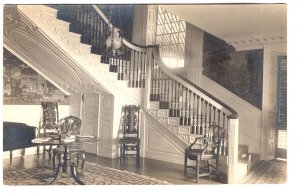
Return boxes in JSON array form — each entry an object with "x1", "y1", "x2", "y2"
[
  {"x1": 77, "y1": 153, "x2": 80, "y2": 168},
  {"x1": 21, "y1": 149, "x2": 25, "y2": 157},
  {"x1": 119, "y1": 145, "x2": 122, "y2": 164},
  {"x1": 196, "y1": 158, "x2": 200, "y2": 183},
  {"x1": 207, "y1": 160, "x2": 212, "y2": 173},
  {"x1": 43, "y1": 146, "x2": 46, "y2": 155},
  {"x1": 120, "y1": 144, "x2": 125, "y2": 165},
  {"x1": 136, "y1": 144, "x2": 140, "y2": 166},
  {"x1": 81, "y1": 153, "x2": 85, "y2": 174},
  {"x1": 52, "y1": 152, "x2": 57, "y2": 173},
  {"x1": 215, "y1": 158, "x2": 220, "y2": 179},
  {"x1": 122, "y1": 148, "x2": 126, "y2": 163},
  {"x1": 58, "y1": 154, "x2": 61, "y2": 167},
  {"x1": 9, "y1": 150, "x2": 13, "y2": 165},
  {"x1": 37, "y1": 146, "x2": 40, "y2": 156},
  {"x1": 184, "y1": 154, "x2": 188, "y2": 176},
  {"x1": 48, "y1": 145, "x2": 52, "y2": 159}
]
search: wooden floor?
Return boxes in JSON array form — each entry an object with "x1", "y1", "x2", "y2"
[{"x1": 2, "y1": 152, "x2": 222, "y2": 185}]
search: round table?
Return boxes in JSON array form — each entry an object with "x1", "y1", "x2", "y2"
[{"x1": 32, "y1": 136, "x2": 100, "y2": 185}]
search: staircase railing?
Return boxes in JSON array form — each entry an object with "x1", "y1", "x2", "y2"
[
  {"x1": 148, "y1": 46, "x2": 238, "y2": 152},
  {"x1": 50, "y1": 4, "x2": 149, "y2": 88},
  {"x1": 146, "y1": 46, "x2": 239, "y2": 183},
  {"x1": 49, "y1": 4, "x2": 239, "y2": 183}
]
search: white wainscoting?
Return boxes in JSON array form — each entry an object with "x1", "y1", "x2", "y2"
[{"x1": 2, "y1": 104, "x2": 70, "y2": 159}]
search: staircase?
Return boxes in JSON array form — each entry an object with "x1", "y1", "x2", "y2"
[
  {"x1": 4, "y1": 4, "x2": 253, "y2": 183},
  {"x1": 42, "y1": 4, "x2": 234, "y2": 149}
]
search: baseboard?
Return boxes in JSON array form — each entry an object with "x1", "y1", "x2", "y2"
[{"x1": 145, "y1": 150, "x2": 184, "y2": 165}]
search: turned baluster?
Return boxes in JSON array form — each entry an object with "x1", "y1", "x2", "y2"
[
  {"x1": 169, "y1": 79, "x2": 174, "y2": 117},
  {"x1": 191, "y1": 93, "x2": 196, "y2": 134},
  {"x1": 204, "y1": 101, "x2": 208, "y2": 135},
  {"x1": 179, "y1": 84, "x2": 184, "y2": 125},
  {"x1": 175, "y1": 81, "x2": 180, "y2": 117},
  {"x1": 187, "y1": 90, "x2": 192, "y2": 126},
  {"x1": 200, "y1": 98, "x2": 204, "y2": 135},
  {"x1": 196, "y1": 95, "x2": 200, "y2": 134}
]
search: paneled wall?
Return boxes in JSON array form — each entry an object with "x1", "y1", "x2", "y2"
[{"x1": 142, "y1": 112, "x2": 185, "y2": 164}]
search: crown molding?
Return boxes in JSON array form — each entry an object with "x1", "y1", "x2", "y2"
[{"x1": 225, "y1": 32, "x2": 287, "y2": 51}]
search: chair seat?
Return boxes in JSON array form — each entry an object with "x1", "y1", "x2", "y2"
[
  {"x1": 185, "y1": 149, "x2": 215, "y2": 160},
  {"x1": 119, "y1": 137, "x2": 140, "y2": 144},
  {"x1": 39, "y1": 132, "x2": 60, "y2": 139},
  {"x1": 184, "y1": 125, "x2": 225, "y2": 183},
  {"x1": 54, "y1": 145, "x2": 84, "y2": 153}
]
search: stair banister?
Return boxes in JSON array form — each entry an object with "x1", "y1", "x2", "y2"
[
  {"x1": 78, "y1": 5, "x2": 239, "y2": 183},
  {"x1": 150, "y1": 45, "x2": 239, "y2": 183},
  {"x1": 83, "y1": 5, "x2": 240, "y2": 183},
  {"x1": 92, "y1": 5, "x2": 149, "y2": 53},
  {"x1": 151, "y1": 46, "x2": 238, "y2": 118}
]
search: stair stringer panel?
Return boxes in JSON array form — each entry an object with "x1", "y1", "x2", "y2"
[
  {"x1": 17, "y1": 5, "x2": 143, "y2": 106},
  {"x1": 142, "y1": 111, "x2": 188, "y2": 165}
]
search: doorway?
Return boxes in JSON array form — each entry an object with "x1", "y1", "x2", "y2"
[
  {"x1": 275, "y1": 56, "x2": 287, "y2": 159},
  {"x1": 81, "y1": 93, "x2": 100, "y2": 154}
]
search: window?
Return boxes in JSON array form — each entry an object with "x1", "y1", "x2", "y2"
[{"x1": 156, "y1": 6, "x2": 186, "y2": 68}]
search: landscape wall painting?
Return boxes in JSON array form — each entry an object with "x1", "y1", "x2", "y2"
[{"x1": 3, "y1": 48, "x2": 70, "y2": 105}]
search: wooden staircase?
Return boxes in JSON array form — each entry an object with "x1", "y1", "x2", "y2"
[
  {"x1": 5, "y1": 4, "x2": 246, "y2": 183},
  {"x1": 43, "y1": 4, "x2": 241, "y2": 183}
]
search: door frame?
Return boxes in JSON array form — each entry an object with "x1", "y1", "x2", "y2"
[
  {"x1": 261, "y1": 44, "x2": 286, "y2": 160},
  {"x1": 275, "y1": 55, "x2": 287, "y2": 159}
]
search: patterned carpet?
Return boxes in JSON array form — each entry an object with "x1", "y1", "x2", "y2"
[
  {"x1": 242, "y1": 160, "x2": 287, "y2": 184},
  {"x1": 3, "y1": 162, "x2": 171, "y2": 185}
]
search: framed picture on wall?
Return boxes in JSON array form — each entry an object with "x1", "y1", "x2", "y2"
[{"x1": 3, "y1": 48, "x2": 70, "y2": 105}]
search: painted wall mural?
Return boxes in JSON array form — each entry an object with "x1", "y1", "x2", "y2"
[
  {"x1": 203, "y1": 32, "x2": 263, "y2": 109},
  {"x1": 3, "y1": 48, "x2": 70, "y2": 105}
]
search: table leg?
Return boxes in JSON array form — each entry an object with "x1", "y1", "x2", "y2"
[
  {"x1": 70, "y1": 162, "x2": 85, "y2": 185},
  {"x1": 49, "y1": 162, "x2": 62, "y2": 185},
  {"x1": 50, "y1": 145, "x2": 85, "y2": 185},
  {"x1": 62, "y1": 146, "x2": 70, "y2": 173}
]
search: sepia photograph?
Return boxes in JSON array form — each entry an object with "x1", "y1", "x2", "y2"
[{"x1": 1, "y1": 0, "x2": 294, "y2": 193}]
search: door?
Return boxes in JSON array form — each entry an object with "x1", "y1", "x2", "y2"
[
  {"x1": 275, "y1": 56, "x2": 287, "y2": 159},
  {"x1": 81, "y1": 93, "x2": 100, "y2": 154}
]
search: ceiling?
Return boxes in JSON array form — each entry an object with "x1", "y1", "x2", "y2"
[{"x1": 161, "y1": 4, "x2": 287, "y2": 50}]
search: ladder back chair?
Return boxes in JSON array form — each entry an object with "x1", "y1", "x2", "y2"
[
  {"x1": 119, "y1": 105, "x2": 141, "y2": 166},
  {"x1": 38, "y1": 101, "x2": 59, "y2": 158}
]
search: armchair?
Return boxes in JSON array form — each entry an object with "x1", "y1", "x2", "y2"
[
  {"x1": 52, "y1": 116, "x2": 85, "y2": 174},
  {"x1": 184, "y1": 124, "x2": 225, "y2": 183}
]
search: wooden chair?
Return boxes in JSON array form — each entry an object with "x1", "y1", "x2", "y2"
[
  {"x1": 184, "y1": 124, "x2": 225, "y2": 183},
  {"x1": 119, "y1": 105, "x2": 141, "y2": 166},
  {"x1": 38, "y1": 101, "x2": 59, "y2": 158},
  {"x1": 52, "y1": 116, "x2": 85, "y2": 174}
]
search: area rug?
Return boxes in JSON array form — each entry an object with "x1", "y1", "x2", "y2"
[
  {"x1": 242, "y1": 160, "x2": 287, "y2": 184},
  {"x1": 3, "y1": 162, "x2": 171, "y2": 185}
]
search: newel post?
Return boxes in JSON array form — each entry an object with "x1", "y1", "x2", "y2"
[
  {"x1": 227, "y1": 116, "x2": 239, "y2": 184},
  {"x1": 144, "y1": 47, "x2": 154, "y2": 110}
]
